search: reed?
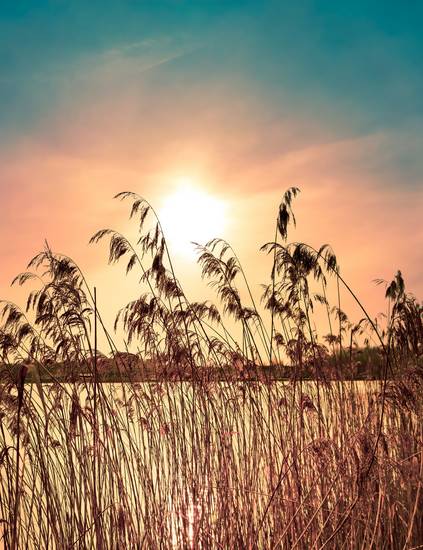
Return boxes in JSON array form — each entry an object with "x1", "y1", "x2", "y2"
[{"x1": 0, "y1": 189, "x2": 421, "y2": 549}]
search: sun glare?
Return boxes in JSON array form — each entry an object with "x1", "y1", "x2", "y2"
[{"x1": 159, "y1": 181, "x2": 227, "y2": 257}]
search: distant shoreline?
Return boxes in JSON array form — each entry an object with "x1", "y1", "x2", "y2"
[{"x1": 2, "y1": 364, "x2": 386, "y2": 385}]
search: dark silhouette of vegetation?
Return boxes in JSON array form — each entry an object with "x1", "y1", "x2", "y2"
[{"x1": 0, "y1": 189, "x2": 421, "y2": 548}]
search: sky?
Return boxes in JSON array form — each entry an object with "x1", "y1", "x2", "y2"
[{"x1": 0, "y1": 0, "x2": 422, "y2": 343}]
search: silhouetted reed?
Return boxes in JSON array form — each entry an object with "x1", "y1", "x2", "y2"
[{"x1": 0, "y1": 189, "x2": 421, "y2": 549}]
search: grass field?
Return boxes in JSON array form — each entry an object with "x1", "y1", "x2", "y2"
[{"x1": 0, "y1": 189, "x2": 421, "y2": 549}]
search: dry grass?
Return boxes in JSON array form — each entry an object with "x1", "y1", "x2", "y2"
[{"x1": 0, "y1": 189, "x2": 422, "y2": 549}]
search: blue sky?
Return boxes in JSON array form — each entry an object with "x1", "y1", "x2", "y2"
[{"x1": 2, "y1": 1, "x2": 422, "y2": 139}]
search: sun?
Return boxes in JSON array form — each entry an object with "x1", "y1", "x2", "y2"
[{"x1": 159, "y1": 180, "x2": 227, "y2": 257}]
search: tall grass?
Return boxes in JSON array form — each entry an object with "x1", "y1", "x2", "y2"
[{"x1": 0, "y1": 189, "x2": 422, "y2": 549}]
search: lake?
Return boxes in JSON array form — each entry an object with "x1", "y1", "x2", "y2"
[{"x1": 0, "y1": 379, "x2": 419, "y2": 549}]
